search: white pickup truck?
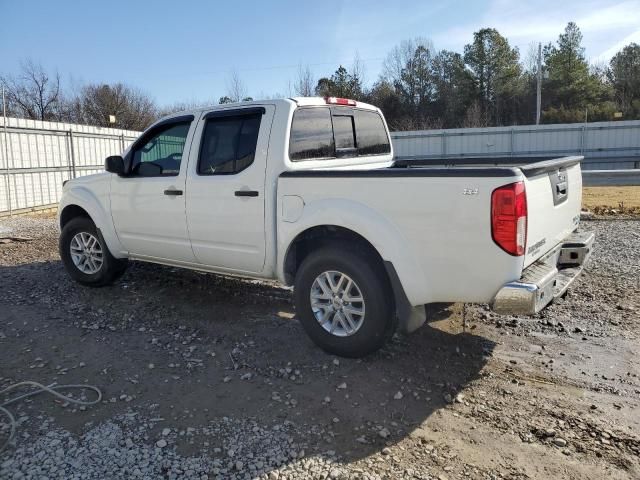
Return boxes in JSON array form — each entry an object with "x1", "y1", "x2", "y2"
[{"x1": 58, "y1": 97, "x2": 594, "y2": 357}]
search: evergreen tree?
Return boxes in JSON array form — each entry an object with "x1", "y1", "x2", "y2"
[
  {"x1": 463, "y1": 28, "x2": 522, "y2": 126},
  {"x1": 431, "y1": 50, "x2": 476, "y2": 127},
  {"x1": 608, "y1": 43, "x2": 640, "y2": 118},
  {"x1": 315, "y1": 65, "x2": 364, "y2": 99},
  {"x1": 542, "y1": 22, "x2": 613, "y2": 122}
]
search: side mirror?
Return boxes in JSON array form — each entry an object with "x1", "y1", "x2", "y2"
[{"x1": 105, "y1": 155, "x2": 125, "y2": 175}]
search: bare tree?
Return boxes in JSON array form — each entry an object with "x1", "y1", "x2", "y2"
[
  {"x1": 1, "y1": 60, "x2": 61, "y2": 121},
  {"x1": 462, "y1": 100, "x2": 489, "y2": 128},
  {"x1": 68, "y1": 83, "x2": 157, "y2": 130},
  {"x1": 589, "y1": 59, "x2": 609, "y2": 81},
  {"x1": 223, "y1": 70, "x2": 252, "y2": 103},
  {"x1": 254, "y1": 91, "x2": 288, "y2": 100},
  {"x1": 382, "y1": 37, "x2": 435, "y2": 109},
  {"x1": 383, "y1": 38, "x2": 433, "y2": 84},
  {"x1": 351, "y1": 52, "x2": 366, "y2": 90},
  {"x1": 523, "y1": 42, "x2": 540, "y2": 74},
  {"x1": 158, "y1": 99, "x2": 215, "y2": 117},
  {"x1": 294, "y1": 65, "x2": 315, "y2": 96}
]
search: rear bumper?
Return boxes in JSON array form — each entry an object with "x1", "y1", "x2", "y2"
[{"x1": 491, "y1": 231, "x2": 594, "y2": 315}]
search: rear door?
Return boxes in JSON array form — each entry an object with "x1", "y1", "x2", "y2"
[
  {"x1": 185, "y1": 105, "x2": 274, "y2": 273},
  {"x1": 522, "y1": 161, "x2": 582, "y2": 267}
]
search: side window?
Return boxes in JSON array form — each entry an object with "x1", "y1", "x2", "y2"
[
  {"x1": 355, "y1": 110, "x2": 391, "y2": 155},
  {"x1": 198, "y1": 113, "x2": 262, "y2": 175},
  {"x1": 130, "y1": 122, "x2": 191, "y2": 177},
  {"x1": 289, "y1": 107, "x2": 334, "y2": 161}
]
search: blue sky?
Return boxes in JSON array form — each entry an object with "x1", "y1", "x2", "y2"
[{"x1": 1, "y1": 0, "x2": 639, "y2": 106}]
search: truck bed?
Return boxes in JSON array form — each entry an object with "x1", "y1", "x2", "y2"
[
  {"x1": 392, "y1": 155, "x2": 584, "y2": 268},
  {"x1": 278, "y1": 155, "x2": 583, "y2": 306}
]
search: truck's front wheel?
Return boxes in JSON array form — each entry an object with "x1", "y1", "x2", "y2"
[
  {"x1": 294, "y1": 245, "x2": 394, "y2": 357},
  {"x1": 59, "y1": 217, "x2": 128, "y2": 287}
]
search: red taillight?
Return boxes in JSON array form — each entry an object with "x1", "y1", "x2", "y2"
[
  {"x1": 324, "y1": 96, "x2": 357, "y2": 106},
  {"x1": 491, "y1": 181, "x2": 527, "y2": 256}
]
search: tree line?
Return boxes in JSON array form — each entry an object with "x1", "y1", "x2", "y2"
[
  {"x1": 2, "y1": 22, "x2": 639, "y2": 132},
  {"x1": 0, "y1": 60, "x2": 158, "y2": 131},
  {"x1": 312, "y1": 23, "x2": 640, "y2": 130}
]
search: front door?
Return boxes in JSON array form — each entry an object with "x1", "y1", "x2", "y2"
[
  {"x1": 185, "y1": 105, "x2": 274, "y2": 273},
  {"x1": 110, "y1": 116, "x2": 197, "y2": 263}
]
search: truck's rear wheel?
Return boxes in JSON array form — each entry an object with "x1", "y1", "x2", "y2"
[
  {"x1": 59, "y1": 217, "x2": 128, "y2": 287},
  {"x1": 294, "y1": 245, "x2": 394, "y2": 357}
]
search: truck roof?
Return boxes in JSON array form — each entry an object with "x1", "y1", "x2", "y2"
[{"x1": 158, "y1": 97, "x2": 380, "y2": 125}]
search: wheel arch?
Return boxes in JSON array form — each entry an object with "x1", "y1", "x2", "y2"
[
  {"x1": 58, "y1": 186, "x2": 126, "y2": 258},
  {"x1": 282, "y1": 225, "x2": 426, "y2": 333},
  {"x1": 277, "y1": 196, "x2": 430, "y2": 305},
  {"x1": 283, "y1": 224, "x2": 427, "y2": 336},
  {"x1": 282, "y1": 225, "x2": 385, "y2": 286},
  {"x1": 277, "y1": 196, "x2": 432, "y2": 333},
  {"x1": 59, "y1": 204, "x2": 91, "y2": 229}
]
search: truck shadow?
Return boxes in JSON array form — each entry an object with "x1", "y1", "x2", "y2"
[{"x1": 0, "y1": 259, "x2": 494, "y2": 474}]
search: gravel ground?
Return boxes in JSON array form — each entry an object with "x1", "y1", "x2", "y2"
[
  {"x1": 469, "y1": 219, "x2": 639, "y2": 340},
  {"x1": 0, "y1": 214, "x2": 639, "y2": 480}
]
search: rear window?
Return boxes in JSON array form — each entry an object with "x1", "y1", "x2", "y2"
[{"x1": 289, "y1": 107, "x2": 390, "y2": 161}]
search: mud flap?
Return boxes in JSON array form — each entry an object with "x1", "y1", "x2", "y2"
[{"x1": 383, "y1": 261, "x2": 427, "y2": 334}]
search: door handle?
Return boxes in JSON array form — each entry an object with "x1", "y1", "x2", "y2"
[
  {"x1": 164, "y1": 189, "x2": 183, "y2": 196},
  {"x1": 556, "y1": 182, "x2": 567, "y2": 195},
  {"x1": 234, "y1": 190, "x2": 259, "y2": 197}
]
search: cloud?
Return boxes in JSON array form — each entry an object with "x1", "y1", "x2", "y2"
[
  {"x1": 432, "y1": 0, "x2": 640, "y2": 60},
  {"x1": 596, "y1": 29, "x2": 640, "y2": 60}
]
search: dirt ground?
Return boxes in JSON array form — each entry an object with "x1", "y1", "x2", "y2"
[
  {"x1": 582, "y1": 186, "x2": 640, "y2": 214},
  {"x1": 0, "y1": 213, "x2": 639, "y2": 480}
]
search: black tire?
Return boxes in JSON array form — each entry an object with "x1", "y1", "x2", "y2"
[
  {"x1": 59, "y1": 216, "x2": 128, "y2": 287},
  {"x1": 294, "y1": 244, "x2": 395, "y2": 358}
]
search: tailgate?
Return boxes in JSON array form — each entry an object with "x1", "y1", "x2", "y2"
[{"x1": 522, "y1": 158, "x2": 582, "y2": 268}]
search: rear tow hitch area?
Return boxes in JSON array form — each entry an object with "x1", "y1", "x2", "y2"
[{"x1": 492, "y1": 231, "x2": 595, "y2": 315}]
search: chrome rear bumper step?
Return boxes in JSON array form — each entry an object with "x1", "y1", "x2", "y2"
[
  {"x1": 491, "y1": 231, "x2": 594, "y2": 315},
  {"x1": 557, "y1": 231, "x2": 594, "y2": 267}
]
